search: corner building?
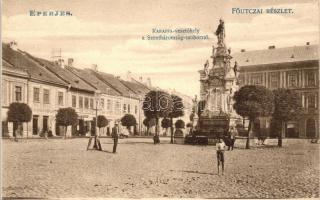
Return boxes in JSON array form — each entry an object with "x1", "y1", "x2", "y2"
[{"x1": 233, "y1": 44, "x2": 319, "y2": 139}]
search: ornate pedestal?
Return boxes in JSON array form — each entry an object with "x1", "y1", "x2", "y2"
[{"x1": 195, "y1": 19, "x2": 241, "y2": 141}]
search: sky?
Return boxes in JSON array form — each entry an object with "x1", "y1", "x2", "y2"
[{"x1": 2, "y1": 0, "x2": 319, "y2": 97}]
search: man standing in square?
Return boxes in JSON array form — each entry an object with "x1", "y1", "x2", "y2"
[{"x1": 112, "y1": 123, "x2": 119, "y2": 153}]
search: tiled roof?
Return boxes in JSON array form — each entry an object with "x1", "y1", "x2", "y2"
[
  {"x1": 232, "y1": 44, "x2": 319, "y2": 67},
  {"x1": 24, "y1": 55, "x2": 96, "y2": 93},
  {"x1": 93, "y1": 70, "x2": 139, "y2": 99},
  {"x1": 2, "y1": 44, "x2": 67, "y2": 86},
  {"x1": 66, "y1": 66, "x2": 121, "y2": 96},
  {"x1": 119, "y1": 79, "x2": 150, "y2": 96},
  {"x1": 2, "y1": 59, "x2": 29, "y2": 78}
]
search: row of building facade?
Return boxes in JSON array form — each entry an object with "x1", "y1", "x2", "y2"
[
  {"x1": 233, "y1": 43, "x2": 319, "y2": 139},
  {"x1": 1, "y1": 42, "x2": 193, "y2": 138}
]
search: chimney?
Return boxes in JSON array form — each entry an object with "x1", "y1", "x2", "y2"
[
  {"x1": 268, "y1": 45, "x2": 276, "y2": 49},
  {"x1": 9, "y1": 41, "x2": 18, "y2": 50},
  {"x1": 146, "y1": 77, "x2": 151, "y2": 87},
  {"x1": 241, "y1": 49, "x2": 246, "y2": 52},
  {"x1": 92, "y1": 64, "x2": 98, "y2": 71},
  {"x1": 68, "y1": 58, "x2": 74, "y2": 67},
  {"x1": 306, "y1": 42, "x2": 310, "y2": 45},
  {"x1": 58, "y1": 58, "x2": 65, "y2": 68},
  {"x1": 139, "y1": 76, "x2": 143, "y2": 82}
]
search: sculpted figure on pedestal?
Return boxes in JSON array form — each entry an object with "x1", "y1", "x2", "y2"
[
  {"x1": 215, "y1": 19, "x2": 225, "y2": 46},
  {"x1": 204, "y1": 60, "x2": 209, "y2": 77},
  {"x1": 233, "y1": 61, "x2": 239, "y2": 77}
]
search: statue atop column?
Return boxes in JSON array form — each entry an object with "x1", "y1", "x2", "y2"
[
  {"x1": 233, "y1": 61, "x2": 239, "y2": 77},
  {"x1": 197, "y1": 19, "x2": 241, "y2": 143},
  {"x1": 215, "y1": 19, "x2": 225, "y2": 46},
  {"x1": 203, "y1": 60, "x2": 209, "y2": 76}
]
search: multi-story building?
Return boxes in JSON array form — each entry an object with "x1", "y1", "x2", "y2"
[
  {"x1": 2, "y1": 43, "x2": 69, "y2": 137},
  {"x1": 25, "y1": 54, "x2": 98, "y2": 137},
  {"x1": 233, "y1": 43, "x2": 319, "y2": 139},
  {"x1": 2, "y1": 59, "x2": 29, "y2": 137},
  {"x1": 65, "y1": 66, "x2": 124, "y2": 135},
  {"x1": 91, "y1": 69, "x2": 144, "y2": 135},
  {"x1": 2, "y1": 42, "x2": 193, "y2": 138},
  {"x1": 118, "y1": 78, "x2": 151, "y2": 133}
]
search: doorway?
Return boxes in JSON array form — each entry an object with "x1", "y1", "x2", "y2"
[
  {"x1": 79, "y1": 119, "x2": 85, "y2": 136},
  {"x1": 33, "y1": 115, "x2": 38, "y2": 135},
  {"x1": 286, "y1": 122, "x2": 299, "y2": 138},
  {"x1": 13, "y1": 122, "x2": 18, "y2": 137},
  {"x1": 55, "y1": 122, "x2": 60, "y2": 136},
  {"x1": 43, "y1": 116, "x2": 48, "y2": 133},
  {"x1": 2, "y1": 121, "x2": 9, "y2": 137},
  {"x1": 306, "y1": 119, "x2": 316, "y2": 138}
]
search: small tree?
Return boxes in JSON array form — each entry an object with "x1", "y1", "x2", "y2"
[
  {"x1": 175, "y1": 119, "x2": 185, "y2": 129},
  {"x1": 7, "y1": 102, "x2": 32, "y2": 140},
  {"x1": 272, "y1": 89, "x2": 303, "y2": 147},
  {"x1": 168, "y1": 95, "x2": 184, "y2": 143},
  {"x1": 56, "y1": 107, "x2": 78, "y2": 139},
  {"x1": 143, "y1": 117, "x2": 156, "y2": 135},
  {"x1": 233, "y1": 85, "x2": 274, "y2": 149},
  {"x1": 121, "y1": 114, "x2": 137, "y2": 134},
  {"x1": 143, "y1": 90, "x2": 173, "y2": 139},
  {"x1": 97, "y1": 115, "x2": 109, "y2": 136},
  {"x1": 161, "y1": 118, "x2": 171, "y2": 136}
]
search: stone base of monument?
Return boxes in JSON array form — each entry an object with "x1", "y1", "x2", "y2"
[
  {"x1": 174, "y1": 129, "x2": 184, "y2": 144},
  {"x1": 208, "y1": 138, "x2": 218, "y2": 145},
  {"x1": 174, "y1": 137, "x2": 184, "y2": 144}
]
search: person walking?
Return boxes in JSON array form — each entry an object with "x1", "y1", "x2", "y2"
[
  {"x1": 112, "y1": 123, "x2": 119, "y2": 153},
  {"x1": 229, "y1": 126, "x2": 238, "y2": 150}
]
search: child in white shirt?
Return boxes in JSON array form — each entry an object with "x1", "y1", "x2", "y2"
[{"x1": 216, "y1": 138, "x2": 225, "y2": 175}]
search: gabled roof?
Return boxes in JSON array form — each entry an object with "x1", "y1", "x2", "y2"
[
  {"x1": 119, "y1": 79, "x2": 150, "y2": 97},
  {"x1": 92, "y1": 70, "x2": 140, "y2": 99},
  {"x1": 66, "y1": 66, "x2": 121, "y2": 96},
  {"x1": 2, "y1": 43, "x2": 67, "y2": 86},
  {"x1": 232, "y1": 44, "x2": 319, "y2": 67},
  {"x1": 24, "y1": 54, "x2": 96, "y2": 93}
]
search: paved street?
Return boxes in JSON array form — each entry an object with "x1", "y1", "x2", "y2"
[{"x1": 2, "y1": 138, "x2": 319, "y2": 198}]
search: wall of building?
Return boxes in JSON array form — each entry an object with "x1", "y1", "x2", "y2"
[
  {"x1": 27, "y1": 81, "x2": 68, "y2": 137},
  {"x1": 238, "y1": 62, "x2": 319, "y2": 139},
  {"x1": 2, "y1": 75, "x2": 29, "y2": 137}
]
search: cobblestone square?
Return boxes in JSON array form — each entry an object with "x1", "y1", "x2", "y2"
[{"x1": 2, "y1": 138, "x2": 319, "y2": 198}]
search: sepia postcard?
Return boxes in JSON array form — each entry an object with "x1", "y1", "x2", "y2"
[{"x1": 1, "y1": 0, "x2": 319, "y2": 199}]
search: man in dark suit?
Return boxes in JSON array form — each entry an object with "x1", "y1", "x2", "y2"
[{"x1": 112, "y1": 123, "x2": 119, "y2": 153}]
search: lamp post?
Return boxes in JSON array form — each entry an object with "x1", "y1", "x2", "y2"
[
  {"x1": 87, "y1": 90, "x2": 102, "y2": 151},
  {"x1": 139, "y1": 96, "x2": 142, "y2": 135}
]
